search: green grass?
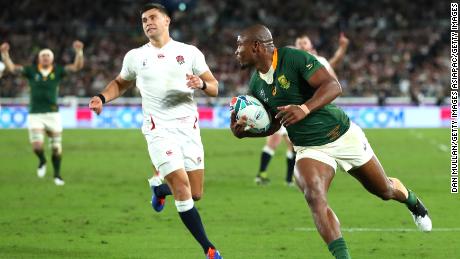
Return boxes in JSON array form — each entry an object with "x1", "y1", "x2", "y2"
[{"x1": 0, "y1": 128, "x2": 455, "y2": 258}]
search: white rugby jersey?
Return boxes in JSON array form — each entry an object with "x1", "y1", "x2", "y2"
[
  {"x1": 316, "y1": 55, "x2": 337, "y2": 79},
  {"x1": 120, "y1": 39, "x2": 210, "y2": 130}
]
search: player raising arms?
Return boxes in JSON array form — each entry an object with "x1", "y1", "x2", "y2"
[
  {"x1": 255, "y1": 33, "x2": 349, "y2": 186},
  {"x1": 232, "y1": 24, "x2": 431, "y2": 258},
  {"x1": 88, "y1": 3, "x2": 222, "y2": 258},
  {"x1": 0, "y1": 40, "x2": 84, "y2": 185}
]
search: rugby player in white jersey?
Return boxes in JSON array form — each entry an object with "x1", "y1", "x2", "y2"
[
  {"x1": 88, "y1": 3, "x2": 222, "y2": 258},
  {"x1": 255, "y1": 33, "x2": 349, "y2": 186}
]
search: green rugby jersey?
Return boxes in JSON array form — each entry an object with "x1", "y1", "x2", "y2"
[
  {"x1": 248, "y1": 47, "x2": 350, "y2": 146},
  {"x1": 22, "y1": 64, "x2": 66, "y2": 113}
]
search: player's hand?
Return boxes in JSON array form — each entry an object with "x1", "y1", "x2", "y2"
[
  {"x1": 73, "y1": 40, "x2": 84, "y2": 52},
  {"x1": 339, "y1": 33, "x2": 349, "y2": 48},
  {"x1": 275, "y1": 105, "x2": 309, "y2": 127},
  {"x1": 186, "y1": 74, "x2": 204, "y2": 90},
  {"x1": 0, "y1": 42, "x2": 10, "y2": 53},
  {"x1": 230, "y1": 111, "x2": 248, "y2": 138},
  {"x1": 89, "y1": 96, "x2": 103, "y2": 115}
]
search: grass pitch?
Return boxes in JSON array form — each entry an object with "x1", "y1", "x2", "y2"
[{"x1": 0, "y1": 128, "x2": 455, "y2": 258}]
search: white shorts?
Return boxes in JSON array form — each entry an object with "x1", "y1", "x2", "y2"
[
  {"x1": 294, "y1": 122, "x2": 374, "y2": 172},
  {"x1": 275, "y1": 126, "x2": 288, "y2": 136},
  {"x1": 27, "y1": 112, "x2": 62, "y2": 141},
  {"x1": 144, "y1": 128, "x2": 204, "y2": 178}
]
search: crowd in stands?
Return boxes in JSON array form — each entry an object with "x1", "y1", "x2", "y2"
[{"x1": 0, "y1": 0, "x2": 449, "y2": 104}]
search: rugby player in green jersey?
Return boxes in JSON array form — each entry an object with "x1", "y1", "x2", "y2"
[
  {"x1": 231, "y1": 24, "x2": 431, "y2": 259},
  {"x1": 1, "y1": 41, "x2": 84, "y2": 185},
  {"x1": 255, "y1": 33, "x2": 349, "y2": 186}
]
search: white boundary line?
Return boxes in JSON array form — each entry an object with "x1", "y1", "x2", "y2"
[{"x1": 294, "y1": 227, "x2": 460, "y2": 232}]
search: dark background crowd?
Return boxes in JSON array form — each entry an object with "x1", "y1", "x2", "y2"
[{"x1": 0, "y1": 0, "x2": 449, "y2": 104}]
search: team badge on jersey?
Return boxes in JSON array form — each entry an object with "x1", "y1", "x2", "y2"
[
  {"x1": 176, "y1": 55, "x2": 185, "y2": 65},
  {"x1": 50, "y1": 73, "x2": 55, "y2": 80},
  {"x1": 272, "y1": 86, "x2": 277, "y2": 96},
  {"x1": 277, "y1": 75, "x2": 290, "y2": 89}
]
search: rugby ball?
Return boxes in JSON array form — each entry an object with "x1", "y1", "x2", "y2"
[{"x1": 230, "y1": 95, "x2": 271, "y2": 133}]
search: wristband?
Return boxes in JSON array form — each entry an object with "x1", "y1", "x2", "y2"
[
  {"x1": 201, "y1": 81, "x2": 207, "y2": 90},
  {"x1": 97, "y1": 94, "x2": 106, "y2": 104},
  {"x1": 299, "y1": 104, "x2": 310, "y2": 115}
]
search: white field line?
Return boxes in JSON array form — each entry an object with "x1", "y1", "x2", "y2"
[
  {"x1": 409, "y1": 129, "x2": 449, "y2": 153},
  {"x1": 294, "y1": 227, "x2": 460, "y2": 232}
]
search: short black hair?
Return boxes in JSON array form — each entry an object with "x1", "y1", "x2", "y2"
[{"x1": 139, "y1": 3, "x2": 171, "y2": 17}]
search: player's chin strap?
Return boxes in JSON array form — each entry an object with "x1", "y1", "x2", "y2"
[{"x1": 299, "y1": 104, "x2": 310, "y2": 116}]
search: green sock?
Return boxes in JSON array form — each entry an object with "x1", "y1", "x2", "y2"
[
  {"x1": 328, "y1": 237, "x2": 351, "y2": 259},
  {"x1": 404, "y1": 190, "x2": 418, "y2": 209}
]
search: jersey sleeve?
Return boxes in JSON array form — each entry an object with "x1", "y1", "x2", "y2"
[
  {"x1": 291, "y1": 49, "x2": 324, "y2": 81},
  {"x1": 119, "y1": 50, "x2": 137, "y2": 81},
  {"x1": 191, "y1": 47, "x2": 210, "y2": 76}
]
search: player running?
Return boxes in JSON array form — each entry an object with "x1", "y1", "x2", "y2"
[
  {"x1": 232, "y1": 24, "x2": 431, "y2": 259},
  {"x1": 0, "y1": 41, "x2": 84, "y2": 185},
  {"x1": 88, "y1": 3, "x2": 222, "y2": 258},
  {"x1": 255, "y1": 33, "x2": 349, "y2": 186}
]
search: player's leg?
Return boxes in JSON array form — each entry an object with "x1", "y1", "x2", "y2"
[
  {"x1": 28, "y1": 114, "x2": 47, "y2": 177},
  {"x1": 47, "y1": 131, "x2": 64, "y2": 185},
  {"x1": 148, "y1": 166, "x2": 172, "y2": 210},
  {"x1": 338, "y1": 122, "x2": 431, "y2": 231},
  {"x1": 283, "y1": 134, "x2": 295, "y2": 186},
  {"x1": 45, "y1": 112, "x2": 64, "y2": 185},
  {"x1": 295, "y1": 157, "x2": 351, "y2": 259},
  {"x1": 164, "y1": 168, "x2": 219, "y2": 256},
  {"x1": 256, "y1": 132, "x2": 281, "y2": 184},
  {"x1": 348, "y1": 156, "x2": 432, "y2": 231}
]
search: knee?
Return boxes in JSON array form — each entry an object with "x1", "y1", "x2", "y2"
[
  {"x1": 304, "y1": 187, "x2": 327, "y2": 210},
  {"x1": 32, "y1": 142, "x2": 44, "y2": 152}
]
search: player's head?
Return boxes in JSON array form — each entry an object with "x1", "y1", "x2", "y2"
[
  {"x1": 235, "y1": 24, "x2": 275, "y2": 69},
  {"x1": 38, "y1": 49, "x2": 54, "y2": 67},
  {"x1": 295, "y1": 35, "x2": 316, "y2": 54},
  {"x1": 139, "y1": 3, "x2": 171, "y2": 40}
]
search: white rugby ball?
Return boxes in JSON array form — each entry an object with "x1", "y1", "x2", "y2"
[{"x1": 230, "y1": 95, "x2": 271, "y2": 133}]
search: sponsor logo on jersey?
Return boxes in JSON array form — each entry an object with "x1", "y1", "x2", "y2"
[
  {"x1": 306, "y1": 63, "x2": 313, "y2": 70},
  {"x1": 157, "y1": 53, "x2": 165, "y2": 59},
  {"x1": 166, "y1": 150, "x2": 173, "y2": 156},
  {"x1": 50, "y1": 73, "x2": 55, "y2": 80},
  {"x1": 277, "y1": 75, "x2": 290, "y2": 89},
  {"x1": 259, "y1": 89, "x2": 268, "y2": 103},
  {"x1": 176, "y1": 55, "x2": 185, "y2": 65}
]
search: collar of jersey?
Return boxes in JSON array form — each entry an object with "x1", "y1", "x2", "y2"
[
  {"x1": 37, "y1": 64, "x2": 54, "y2": 75},
  {"x1": 149, "y1": 38, "x2": 173, "y2": 50},
  {"x1": 258, "y1": 48, "x2": 278, "y2": 84}
]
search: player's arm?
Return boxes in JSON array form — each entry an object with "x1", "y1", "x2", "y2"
[
  {"x1": 186, "y1": 71, "x2": 219, "y2": 97},
  {"x1": 0, "y1": 42, "x2": 24, "y2": 74},
  {"x1": 328, "y1": 33, "x2": 349, "y2": 69},
  {"x1": 276, "y1": 67, "x2": 342, "y2": 127},
  {"x1": 65, "y1": 40, "x2": 84, "y2": 72},
  {"x1": 88, "y1": 75, "x2": 133, "y2": 115}
]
